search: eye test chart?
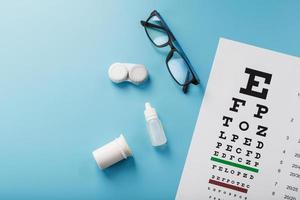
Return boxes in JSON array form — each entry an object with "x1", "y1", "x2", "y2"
[{"x1": 176, "y1": 38, "x2": 300, "y2": 200}]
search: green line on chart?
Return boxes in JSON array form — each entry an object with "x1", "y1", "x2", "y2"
[{"x1": 211, "y1": 156, "x2": 259, "y2": 173}]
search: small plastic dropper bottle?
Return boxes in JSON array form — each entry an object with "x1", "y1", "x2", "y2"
[{"x1": 144, "y1": 102, "x2": 167, "y2": 146}]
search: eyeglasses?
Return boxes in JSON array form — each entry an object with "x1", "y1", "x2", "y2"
[{"x1": 141, "y1": 10, "x2": 200, "y2": 93}]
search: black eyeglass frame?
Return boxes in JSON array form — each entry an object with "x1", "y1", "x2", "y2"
[{"x1": 141, "y1": 10, "x2": 200, "y2": 93}]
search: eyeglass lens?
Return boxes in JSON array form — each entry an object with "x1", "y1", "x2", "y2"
[
  {"x1": 145, "y1": 16, "x2": 169, "y2": 46},
  {"x1": 168, "y1": 51, "x2": 193, "y2": 85}
]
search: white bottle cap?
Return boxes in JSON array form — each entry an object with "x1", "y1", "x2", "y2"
[
  {"x1": 92, "y1": 134, "x2": 132, "y2": 169},
  {"x1": 144, "y1": 102, "x2": 158, "y2": 121}
]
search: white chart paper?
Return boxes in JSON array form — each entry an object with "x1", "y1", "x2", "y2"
[{"x1": 176, "y1": 38, "x2": 300, "y2": 200}]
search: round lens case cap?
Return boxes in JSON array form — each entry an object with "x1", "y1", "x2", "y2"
[
  {"x1": 128, "y1": 64, "x2": 148, "y2": 84},
  {"x1": 108, "y1": 63, "x2": 129, "y2": 83}
]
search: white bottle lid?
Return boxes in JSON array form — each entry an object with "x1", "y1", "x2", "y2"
[
  {"x1": 144, "y1": 102, "x2": 158, "y2": 121},
  {"x1": 92, "y1": 134, "x2": 132, "y2": 169}
]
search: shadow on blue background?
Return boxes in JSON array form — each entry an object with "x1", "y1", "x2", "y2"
[
  {"x1": 110, "y1": 75, "x2": 152, "y2": 90},
  {"x1": 101, "y1": 158, "x2": 137, "y2": 180}
]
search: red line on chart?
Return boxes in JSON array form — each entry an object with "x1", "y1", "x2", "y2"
[{"x1": 208, "y1": 179, "x2": 248, "y2": 193}]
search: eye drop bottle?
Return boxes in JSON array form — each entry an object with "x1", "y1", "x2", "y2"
[{"x1": 144, "y1": 102, "x2": 167, "y2": 146}]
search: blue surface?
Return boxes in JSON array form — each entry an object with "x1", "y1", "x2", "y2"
[{"x1": 1, "y1": 1, "x2": 300, "y2": 199}]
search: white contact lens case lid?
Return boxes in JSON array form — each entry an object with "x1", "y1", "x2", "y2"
[
  {"x1": 108, "y1": 63, "x2": 148, "y2": 85},
  {"x1": 108, "y1": 63, "x2": 129, "y2": 83}
]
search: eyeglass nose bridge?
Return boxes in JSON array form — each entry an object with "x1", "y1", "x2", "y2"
[{"x1": 166, "y1": 48, "x2": 175, "y2": 63}]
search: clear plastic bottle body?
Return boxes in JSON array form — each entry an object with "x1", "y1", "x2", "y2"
[{"x1": 146, "y1": 118, "x2": 167, "y2": 146}]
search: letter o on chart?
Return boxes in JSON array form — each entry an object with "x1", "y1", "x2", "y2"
[{"x1": 239, "y1": 121, "x2": 249, "y2": 131}]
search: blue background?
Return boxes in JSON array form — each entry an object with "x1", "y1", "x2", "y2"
[{"x1": 1, "y1": 0, "x2": 300, "y2": 199}]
